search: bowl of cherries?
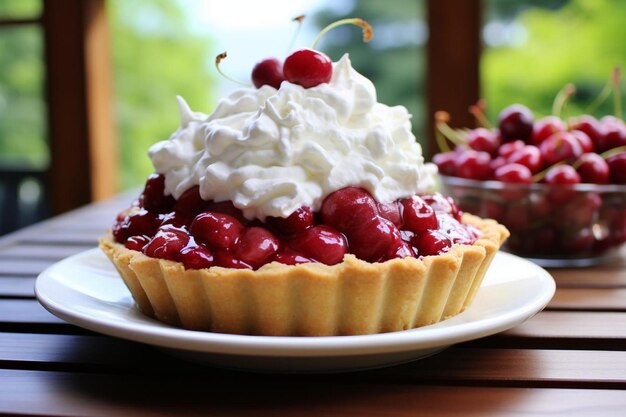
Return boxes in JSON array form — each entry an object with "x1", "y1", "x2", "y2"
[{"x1": 432, "y1": 92, "x2": 626, "y2": 267}]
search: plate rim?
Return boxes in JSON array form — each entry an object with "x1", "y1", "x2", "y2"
[{"x1": 35, "y1": 249, "x2": 555, "y2": 358}]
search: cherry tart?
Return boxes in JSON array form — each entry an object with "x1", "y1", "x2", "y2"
[{"x1": 100, "y1": 175, "x2": 508, "y2": 336}]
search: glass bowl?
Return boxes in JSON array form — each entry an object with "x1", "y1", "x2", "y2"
[{"x1": 439, "y1": 175, "x2": 626, "y2": 267}]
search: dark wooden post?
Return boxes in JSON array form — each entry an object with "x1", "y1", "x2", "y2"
[
  {"x1": 42, "y1": 0, "x2": 117, "y2": 215},
  {"x1": 426, "y1": 0, "x2": 482, "y2": 159}
]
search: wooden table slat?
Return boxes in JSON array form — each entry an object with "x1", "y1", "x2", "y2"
[
  {"x1": 1, "y1": 370, "x2": 626, "y2": 417},
  {"x1": 0, "y1": 259, "x2": 57, "y2": 276},
  {"x1": 549, "y1": 288, "x2": 626, "y2": 311},
  {"x1": 1, "y1": 332, "x2": 626, "y2": 388},
  {"x1": 0, "y1": 244, "x2": 93, "y2": 261},
  {"x1": 0, "y1": 300, "x2": 66, "y2": 325},
  {"x1": 0, "y1": 277, "x2": 35, "y2": 298}
]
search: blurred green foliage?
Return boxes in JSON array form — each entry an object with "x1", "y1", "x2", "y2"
[
  {"x1": 109, "y1": 0, "x2": 215, "y2": 189},
  {"x1": 313, "y1": 1, "x2": 426, "y2": 142},
  {"x1": 0, "y1": 0, "x2": 45, "y2": 167},
  {"x1": 483, "y1": 0, "x2": 626, "y2": 121}
]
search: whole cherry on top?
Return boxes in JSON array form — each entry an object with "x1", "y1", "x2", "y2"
[{"x1": 218, "y1": 17, "x2": 373, "y2": 91}]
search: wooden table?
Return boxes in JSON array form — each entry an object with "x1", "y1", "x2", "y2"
[{"x1": 2, "y1": 193, "x2": 626, "y2": 416}]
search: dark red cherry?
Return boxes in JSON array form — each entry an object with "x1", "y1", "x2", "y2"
[
  {"x1": 113, "y1": 209, "x2": 160, "y2": 243},
  {"x1": 498, "y1": 140, "x2": 525, "y2": 159},
  {"x1": 175, "y1": 186, "x2": 208, "y2": 218},
  {"x1": 399, "y1": 196, "x2": 438, "y2": 233},
  {"x1": 159, "y1": 211, "x2": 192, "y2": 229},
  {"x1": 576, "y1": 153, "x2": 610, "y2": 184},
  {"x1": 377, "y1": 201, "x2": 403, "y2": 227},
  {"x1": 539, "y1": 131, "x2": 583, "y2": 166},
  {"x1": 544, "y1": 165, "x2": 581, "y2": 203},
  {"x1": 180, "y1": 245, "x2": 215, "y2": 270},
  {"x1": 272, "y1": 248, "x2": 315, "y2": 266},
  {"x1": 205, "y1": 200, "x2": 247, "y2": 224},
  {"x1": 141, "y1": 173, "x2": 175, "y2": 213},
  {"x1": 570, "y1": 130, "x2": 594, "y2": 153},
  {"x1": 190, "y1": 212, "x2": 244, "y2": 249},
  {"x1": 607, "y1": 152, "x2": 626, "y2": 184},
  {"x1": 493, "y1": 163, "x2": 532, "y2": 184},
  {"x1": 214, "y1": 250, "x2": 252, "y2": 270},
  {"x1": 283, "y1": 48, "x2": 332, "y2": 88},
  {"x1": 569, "y1": 115, "x2": 604, "y2": 150},
  {"x1": 422, "y1": 193, "x2": 463, "y2": 221},
  {"x1": 251, "y1": 57, "x2": 285, "y2": 89},
  {"x1": 432, "y1": 151, "x2": 458, "y2": 176},
  {"x1": 466, "y1": 128, "x2": 501, "y2": 156},
  {"x1": 347, "y1": 216, "x2": 401, "y2": 261},
  {"x1": 455, "y1": 150, "x2": 491, "y2": 180},
  {"x1": 143, "y1": 225, "x2": 190, "y2": 261},
  {"x1": 493, "y1": 163, "x2": 532, "y2": 200},
  {"x1": 266, "y1": 207, "x2": 314, "y2": 235},
  {"x1": 233, "y1": 227, "x2": 280, "y2": 269},
  {"x1": 290, "y1": 225, "x2": 347, "y2": 265},
  {"x1": 411, "y1": 229, "x2": 452, "y2": 256},
  {"x1": 601, "y1": 116, "x2": 626, "y2": 150},
  {"x1": 531, "y1": 116, "x2": 565, "y2": 145},
  {"x1": 498, "y1": 104, "x2": 534, "y2": 142},
  {"x1": 124, "y1": 235, "x2": 151, "y2": 251},
  {"x1": 320, "y1": 187, "x2": 378, "y2": 232},
  {"x1": 507, "y1": 145, "x2": 543, "y2": 174}
]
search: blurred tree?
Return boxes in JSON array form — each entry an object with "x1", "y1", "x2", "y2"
[
  {"x1": 109, "y1": 0, "x2": 215, "y2": 189},
  {"x1": 313, "y1": 1, "x2": 426, "y2": 143},
  {"x1": 0, "y1": 0, "x2": 46, "y2": 167},
  {"x1": 483, "y1": 0, "x2": 626, "y2": 121}
]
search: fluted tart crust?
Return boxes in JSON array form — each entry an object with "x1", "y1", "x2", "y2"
[{"x1": 100, "y1": 213, "x2": 508, "y2": 336}]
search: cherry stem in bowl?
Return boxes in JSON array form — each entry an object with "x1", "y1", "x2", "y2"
[
  {"x1": 585, "y1": 66, "x2": 618, "y2": 116},
  {"x1": 311, "y1": 18, "x2": 373, "y2": 49},
  {"x1": 468, "y1": 99, "x2": 493, "y2": 129},
  {"x1": 552, "y1": 83, "x2": 575, "y2": 119},
  {"x1": 435, "y1": 111, "x2": 466, "y2": 151},
  {"x1": 613, "y1": 65, "x2": 622, "y2": 119},
  {"x1": 215, "y1": 52, "x2": 251, "y2": 87}
]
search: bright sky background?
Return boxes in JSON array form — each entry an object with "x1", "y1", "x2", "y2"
[{"x1": 177, "y1": 0, "x2": 353, "y2": 96}]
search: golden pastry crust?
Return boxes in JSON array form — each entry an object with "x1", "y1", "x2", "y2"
[{"x1": 100, "y1": 213, "x2": 508, "y2": 336}]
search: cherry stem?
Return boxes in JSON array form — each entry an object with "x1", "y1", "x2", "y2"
[
  {"x1": 585, "y1": 70, "x2": 615, "y2": 115},
  {"x1": 435, "y1": 111, "x2": 466, "y2": 151},
  {"x1": 214, "y1": 52, "x2": 250, "y2": 87},
  {"x1": 552, "y1": 83, "x2": 576, "y2": 119},
  {"x1": 311, "y1": 18, "x2": 373, "y2": 49},
  {"x1": 531, "y1": 161, "x2": 565, "y2": 183},
  {"x1": 600, "y1": 145, "x2": 626, "y2": 160},
  {"x1": 613, "y1": 66, "x2": 622, "y2": 119},
  {"x1": 468, "y1": 99, "x2": 493, "y2": 128},
  {"x1": 287, "y1": 15, "x2": 305, "y2": 54}
]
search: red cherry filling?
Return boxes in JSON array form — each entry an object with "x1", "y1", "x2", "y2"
[
  {"x1": 141, "y1": 173, "x2": 175, "y2": 213},
  {"x1": 190, "y1": 212, "x2": 243, "y2": 249},
  {"x1": 347, "y1": 216, "x2": 401, "y2": 261},
  {"x1": 233, "y1": 227, "x2": 280, "y2": 269},
  {"x1": 144, "y1": 226, "x2": 190, "y2": 262},
  {"x1": 400, "y1": 196, "x2": 438, "y2": 232},
  {"x1": 283, "y1": 48, "x2": 332, "y2": 88},
  {"x1": 267, "y1": 206, "x2": 314, "y2": 235},
  {"x1": 290, "y1": 225, "x2": 347, "y2": 265},
  {"x1": 321, "y1": 186, "x2": 378, "y2": 231},
  {"x1": 114, "y1": 180, "x2": 479, "y2": 270},
  {"x1": 180, "y1": 245, "x2": 215, "y2": 270}
]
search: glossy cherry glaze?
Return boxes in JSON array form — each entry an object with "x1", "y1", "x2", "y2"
[{"x1": 114, "y1": 176, "x2": 479, "y2": 270}]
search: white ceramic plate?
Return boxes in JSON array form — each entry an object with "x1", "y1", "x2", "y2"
[{"x1": 36, "y1": 249, "x2": 555, "y2": 373}]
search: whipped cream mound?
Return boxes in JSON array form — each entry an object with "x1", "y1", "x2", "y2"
[{"x1": 149, "y1": 54, "x2": 437, "y2": 220}]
